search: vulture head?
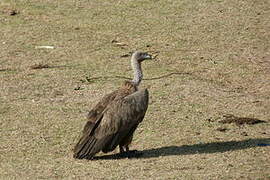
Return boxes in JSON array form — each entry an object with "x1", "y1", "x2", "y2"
[{"x1": 132, "y1": 51, "x2": 152, "y2": 63}]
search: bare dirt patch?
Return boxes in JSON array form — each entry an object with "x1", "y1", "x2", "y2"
[{"x1": 219, "y1": 114, "x2": 267, "y2": 126}]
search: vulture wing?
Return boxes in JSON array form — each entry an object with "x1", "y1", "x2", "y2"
[
  {"x1": 73, "y1": 90, "x2": 119, "y2": 154},
  {"x1": 73, "y1": 89, "x2": 149, "y2": 159}
]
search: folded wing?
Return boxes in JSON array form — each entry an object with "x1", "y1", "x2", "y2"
[{"x1": 73, "y1": 89, "x2": 149, "y2": 159}]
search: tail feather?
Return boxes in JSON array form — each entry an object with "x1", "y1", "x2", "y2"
[
  {"x1": 73, "y1": 114, "x2": 104, "y2": 159},
  {"x1": 73, "y1": 135, "x2": 97, "y2": 159}
]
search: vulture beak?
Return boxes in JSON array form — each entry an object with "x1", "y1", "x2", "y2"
[{"x1": 144, "y1": 53, "x2": 152, "y2": 60}]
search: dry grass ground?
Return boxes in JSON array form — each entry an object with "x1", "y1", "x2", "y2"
[{"x1": 0, "y1": 0, "x2": 269, "y2": 179}]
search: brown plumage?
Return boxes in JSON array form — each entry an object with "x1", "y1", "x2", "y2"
[{"x1": 73, "y1": 51, "x2": 152, "y2": 159}]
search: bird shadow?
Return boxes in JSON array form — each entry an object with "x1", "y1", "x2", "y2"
[{"x1": 93, "y1": 138, "x2": 270, "y2": 160}]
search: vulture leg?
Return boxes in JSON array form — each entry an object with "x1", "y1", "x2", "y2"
[
  {"x1": 118, "y1": 148, "x2": 141, "y2": 158},
  {"x1": 117, "y1": 124, "x2": 144, "y2": 158},
  {"x1": 119, "y1": 146, "x2": 125, "y2": 153},
  {"x1": 119, "y1": 145, "x2": 133, "y2": 153}
]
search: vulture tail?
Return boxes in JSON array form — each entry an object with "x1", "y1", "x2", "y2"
[
  {"x1": 73, "y1": 115, "x2": 103, "y2": 159},
  {"x1": 73, "y1": 136, "x2": 97, "y2": 159}
]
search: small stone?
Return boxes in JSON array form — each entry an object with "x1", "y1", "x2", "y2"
[
  {"x1": 216, "y1": 127, "x2": 228, "y2": 132},
  {"x1": 9, "y1": 10, "x2": 18, "y2": 16},
  {"x1": 241, "y1": 132, "x2": 248, "y2": 136}
]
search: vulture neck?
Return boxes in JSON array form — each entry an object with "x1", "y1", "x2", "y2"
[{"x1": 131, "y1": 56, "x2": 143, "y2": 87}]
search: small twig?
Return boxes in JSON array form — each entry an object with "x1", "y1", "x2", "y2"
[
  {"x1": 82, "y1": 72, "x2": 193, "y2": 82},
  {"x1": 30, "y1": 64, "x2": 50, "y2": 69}
]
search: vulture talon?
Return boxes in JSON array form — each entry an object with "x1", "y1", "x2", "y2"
[
  {"x1": 125, "y1": 150, "x2": 143, "y2": 158},
  {"x1": 119, "y1": 150, "x2": 143, "y2": 158},
  {"x1": 126, "y1": 150, "x2": 138, "y2": 154}
]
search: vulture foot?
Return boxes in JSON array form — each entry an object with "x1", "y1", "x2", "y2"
[{"x1": 118, "y1": 150, "x2": 143, "y2": 158}]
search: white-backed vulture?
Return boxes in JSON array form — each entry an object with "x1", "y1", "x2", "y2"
[{"x1": 73, "y1": 51, "x2": 152, "y2": 159}]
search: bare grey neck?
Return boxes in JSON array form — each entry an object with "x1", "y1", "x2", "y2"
[{"x1": 131, "y1": 56, "x2": 143, "y2": 86}]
